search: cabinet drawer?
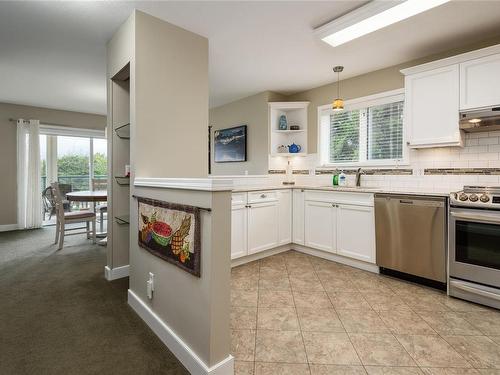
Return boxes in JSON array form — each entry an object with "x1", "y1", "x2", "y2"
[
  {"x1": 248, "y1": 190, "x2": 278, "y2": 204},
  {"x1": 232, "y1": 192, "x2": 247, "y2": 206},
  {"x1": 304, "y1": 190, "x2": 374, "y2": 207}
]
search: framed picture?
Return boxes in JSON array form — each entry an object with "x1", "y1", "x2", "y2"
[{"x1": 214, "y1": 125, "x2": 247, "y2": 163}]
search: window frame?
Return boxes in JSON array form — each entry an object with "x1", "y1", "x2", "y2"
[
  {"x1": 39, "y1": 125, "x2": 107, "y2": 191},
  {"x1": 318, "y1": 89, "x2": 408, "y2": 168}
]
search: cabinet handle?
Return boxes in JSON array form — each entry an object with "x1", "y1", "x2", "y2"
[{"x1": 260, "y1": 194, "x2": 266, "y2": 198}]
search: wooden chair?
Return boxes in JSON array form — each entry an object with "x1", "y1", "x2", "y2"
[
  {"x1": 42, "y1": 186, "x2": 71, "y2": 220},
  {"x1": 92, "y1": 178, "x2": 108, "y2": 233},
  {"x1": 51, "y1": 182, "x2": 96, "y2": 250}
]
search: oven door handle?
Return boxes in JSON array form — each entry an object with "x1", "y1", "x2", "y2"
[
  {"x1": 450, "y1": 212, "x2": 500, "y2": 224},
  {"x1": 450, "y1": 280, "x2": 500, "y2": 302}
]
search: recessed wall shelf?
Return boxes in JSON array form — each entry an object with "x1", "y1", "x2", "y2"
[
  {"x1": 268, "y1": 102, "x2": 309, "y2": 158},
  {"x1": 115, "y1": 215, "x2": 130, "y2": 225},
  {"x1": 270, "y1": 153, "x2": 308, "y2": 157},
  {"x1": 114, "y1": 123, "x2": 130, "y2": 139},
  {"x1": 114, "y1": 176, "x2": 130, "y2": 186}
]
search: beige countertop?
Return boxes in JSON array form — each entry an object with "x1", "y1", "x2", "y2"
[{"x1": 232, "y1": 185, "x2": 450, "y2": 197}]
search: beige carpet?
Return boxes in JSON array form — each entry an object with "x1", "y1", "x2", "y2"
[{"x1": 0, "y1": 227, "x2": 188, "y2": 375}]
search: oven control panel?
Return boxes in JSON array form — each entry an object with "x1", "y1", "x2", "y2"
[{"x1": 450, "y1": 191, "x2": 500, "y2": 209}]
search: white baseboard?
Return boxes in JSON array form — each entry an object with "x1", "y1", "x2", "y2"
[
  {"x1": 128, "y1": 289, "x2": 234, "y2": 375},
  {"x1": 231, "y1": 244, "x2": 290, "y2": 267},
  {"x1": 231, "y1": 242, "x2": 379, "y2": 274},
  {"x1": 0, "y1": 224, "x2": 18, "y2": 232},
  {"x1": 104, "y1": 265, "x2": 130, "y2": 281},
  {"x1": 292, "y1": 244, "x2": 380, "y2": 273}
]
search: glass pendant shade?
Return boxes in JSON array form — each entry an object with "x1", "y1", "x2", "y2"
[
  {"x1": 332, "y1": 98, "x2": 344, "y2": 111},
  {"x1": 332, "y1": 66, "x2": 344, "y2": 111}
]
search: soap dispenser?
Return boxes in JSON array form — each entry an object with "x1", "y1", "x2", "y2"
[{"x1": 338, "y1": 171, "x2": 347, "y2": 186}]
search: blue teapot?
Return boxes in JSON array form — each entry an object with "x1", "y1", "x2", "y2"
[{"x1": 288, "y1": 143, "x2": 302, "y2": 153}]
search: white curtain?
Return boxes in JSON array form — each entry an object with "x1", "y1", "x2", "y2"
[{"x1": 17, "y1": 119, "x2": 42, "y2": 229}]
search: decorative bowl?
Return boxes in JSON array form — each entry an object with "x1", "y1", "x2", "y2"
[{"x1": 152, "y1": 221, "x2": 173, "y2": 246}]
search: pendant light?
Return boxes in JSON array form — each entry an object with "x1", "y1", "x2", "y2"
[{"x1": 332, "y1": 66, "x2": 344, "y2": 111}]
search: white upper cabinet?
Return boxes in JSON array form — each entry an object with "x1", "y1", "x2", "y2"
[
  {"x1": 460, "y1": 53, "x2": 500, "y2": 110},
  {"x1": 404, "y1": 64, "x2": 462, "y2": 148},
  {"x1": 292, "y1": 189, "x2": 305, "y2": 245},
  {"x1": 336, "y1": 204, "x2": 375, "y2": 263},
  {"x1": 278, "y1": 190, "x2": 292, "y2": 245}
]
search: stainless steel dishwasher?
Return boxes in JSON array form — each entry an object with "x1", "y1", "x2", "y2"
[{"x1": 375, "y1": 193, "x2": 447, "y2": 284}]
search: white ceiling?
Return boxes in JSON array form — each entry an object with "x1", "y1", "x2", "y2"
[{"x1": 1, "y1": 1, "x2": 500, "y2": 115}]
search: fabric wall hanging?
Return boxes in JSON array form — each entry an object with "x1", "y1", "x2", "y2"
[{"x1": 137, "y1": 197, "x2": 201, "y2": 277}]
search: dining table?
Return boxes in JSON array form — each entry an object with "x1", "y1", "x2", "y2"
[{"x1": 66, "y1": 190, "x2": 108, "y2": 241}]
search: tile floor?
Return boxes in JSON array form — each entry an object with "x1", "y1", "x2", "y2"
[{"x1": 230, "y1": 250, "x2": 500, "y2": 375}]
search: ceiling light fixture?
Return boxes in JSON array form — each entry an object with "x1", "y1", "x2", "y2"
[
  {"x1": 332, "y1": 66, "x2": 344, "y2": 112},
  {"x1": 315, "y1": 0, "x2": 451, "y2": 47}
]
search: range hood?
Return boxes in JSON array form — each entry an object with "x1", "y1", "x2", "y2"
[{"x1": 460, "y1": 107, "x2": 500, "y2": 132}]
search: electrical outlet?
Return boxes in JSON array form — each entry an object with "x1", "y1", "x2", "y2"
[
  {"x1": 149, "y1": 272, "x2": 155, "y2": 292},
  {"x1": 146, "y1": 272, "x2": 155, "y2": 300}
]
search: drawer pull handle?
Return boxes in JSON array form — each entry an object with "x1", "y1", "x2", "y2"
[{"x1": 260, "y1": 194, "x2": 266, "y2": 198}]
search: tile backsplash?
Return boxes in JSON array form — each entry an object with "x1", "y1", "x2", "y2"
[{"x1": 265, "y1": 131, "x2": 500, "y2": 193}]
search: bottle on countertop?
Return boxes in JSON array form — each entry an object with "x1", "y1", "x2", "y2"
[
  {"x1": 338, "y1": 171, "x2": 347, "y2": 186},
  {"x1": 332, "y1": 173, "x2": 339, "y2": 186}
]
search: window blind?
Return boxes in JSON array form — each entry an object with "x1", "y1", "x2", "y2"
[
  {"x1": 329, "y1": 109, "x2": 360, "y2": 163},
  {"x1": 367, "y1": 101, "x2": 404, "y2": 160}
]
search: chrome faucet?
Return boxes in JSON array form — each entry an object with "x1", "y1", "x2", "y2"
[{"x1": 355, "y1": 168, "x2": 363, "y2": 187}]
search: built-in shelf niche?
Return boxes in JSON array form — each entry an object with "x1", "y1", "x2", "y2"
[
  {"x1": 269, "y1": 102, "x2": 309, "y2": 157},
  {"x1": 109, "y1": 62, "x2": 131, "y2": 270}
]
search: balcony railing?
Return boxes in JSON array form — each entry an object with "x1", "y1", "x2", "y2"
[{"x1": 41, "y1": 175, "x2": 107, "y2": 192}]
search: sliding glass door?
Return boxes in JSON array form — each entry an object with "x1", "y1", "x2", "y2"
[
  {"x1": 57, "y1": 136, "x2": 91, "y2": 191},
  {"x1": 39, "y1": 132, "x2": 107, "y2": 192}
]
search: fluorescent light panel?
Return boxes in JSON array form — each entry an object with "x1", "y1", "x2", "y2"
[{"x1": 316, "y1": 0, "x2": 451, "y2": 47}]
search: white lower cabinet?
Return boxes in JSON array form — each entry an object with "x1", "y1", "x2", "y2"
[
  {"x1": 231, "y1": 189, "x2": 376, "y2": 265},
  {"x1": 278, "y1": 190, "x2": 292, "y2": 245},
  {"x1": 231, "y1": 203, "x2": 248, "y2": 260},
  {"x1": 304, "y1": 200, "x2": 336, "y2": 253},
  {"x1": 336, "y1": 204, "x2": 375, "y2": 263},
  {"x1": 247, "y1": 201, "x2": 279, "y2": 254},
  {"x1": 304, "y1": 192, "x2": 376, "y2": 264},
  {"x1": 292, "y1": 189, "x2": 305, "y2": 245},
  {"x1": 231, "y1": 191, "x2": 284, "y2": 259}
]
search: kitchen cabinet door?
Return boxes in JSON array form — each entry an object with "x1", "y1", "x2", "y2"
[
  {"x1": 231, "y1": 204, "x2": 248, "y2": 260},
  {"x1": 405, "y1": 65, "x2": 462, "y2": 148},
  {"x1": 247, "y1": 201, "x2": 279, "y2": 254},
  {"x1": 460, "y1": 53, "x2": 500, "y2": 110},
  {"x1": 278, "y1": 190, "x2": 292, "y2": 245},
  {"x1": 304, "y1": 200, "x2": 335, "y2": 253},
  {"x1": 337, "y1": 204, "x2": 375, "y2": 263},
  {"x1": 292, "y1": 189, "x2": 305, "y2": 245}
]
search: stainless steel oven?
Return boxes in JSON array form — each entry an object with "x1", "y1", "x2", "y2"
[{"x1": 449, "y1": 186, "x2": 500, "y2": 309}]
